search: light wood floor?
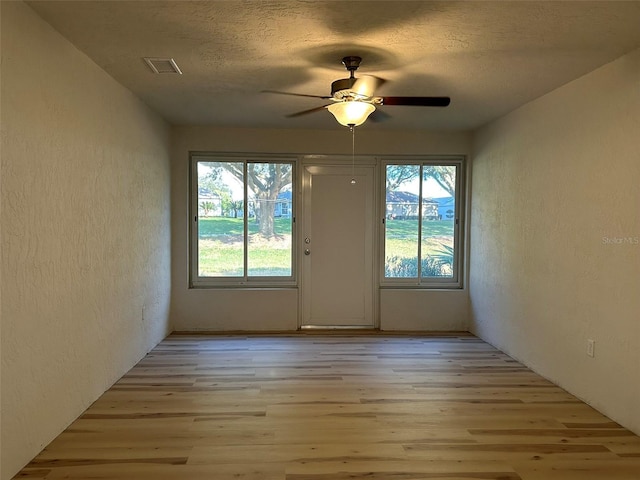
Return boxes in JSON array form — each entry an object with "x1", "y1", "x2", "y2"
[{"x1": 15, "y1": 333, "x2": 640, "y2": 479}]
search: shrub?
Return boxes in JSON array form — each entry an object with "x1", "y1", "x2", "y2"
[{"x1": 385, "y1": 256, "x2": 448, "y2": 277}]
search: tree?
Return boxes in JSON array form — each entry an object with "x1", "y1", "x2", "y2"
[
  {"x1": 423, "y1": 165, "x2": 455, "y2": 197},
  {"x1": 230, "y1": 200, "x2": 243, "y2": 219},
  {"x1": 198, "y1": 165, "x2": 232, "y2": 217},
  {"x1": 385, "y1": 165, "x2": 456, "y2": 197},
  {"x1": 386, "y1": 165, "x2": 419, "y2": 191},
  {"x1": 198, "y1": 164, "x2": 222, "y2": 191},
  {"x1": 218, "y1": 191, "x2": 233, "y2": 217},
  {"x1": 200, "y1": 201, "x2": 215, "y2": 216},
  {"x1": 223, "y1": 163, "x2": 292, "y2": 238}
]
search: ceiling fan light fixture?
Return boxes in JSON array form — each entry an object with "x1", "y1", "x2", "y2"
[{"x1": 327, "y1": 101, "x2": 375, "y2": 127}]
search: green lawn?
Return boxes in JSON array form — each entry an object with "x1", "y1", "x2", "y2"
[
  {"x1": 198, "y1": 217, "x2": 292, "y2": 277},
  {"x1": 197, "y1": 217, "x2": 454, "y2": 277},
  {"x1": 385, "y1": 218, "x2": 454, "y2": 239},
  {"x1": 198, "y1": 217, "x2": 292, "y2": 238},
  {"x1": 385, "y1": 219, "x2": 455, "y2": 257},
  {"x1": 198, "y1": 239, "x2": 292, "y2": 277}
]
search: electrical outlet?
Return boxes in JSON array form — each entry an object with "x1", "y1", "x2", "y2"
[{"x1": 586, "y1": 339, "x2": 595, "y2": 358}]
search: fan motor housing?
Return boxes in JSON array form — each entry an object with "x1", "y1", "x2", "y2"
[{"x1": 331, "y1": 78, "x2": 358, "y2": 99}]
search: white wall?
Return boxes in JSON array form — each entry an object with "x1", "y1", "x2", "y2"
[
  {"x1": 0, "y1": 3, "x2": 172, "y2": 477},
  {"x1": 470, "y1": 48, "x2": 640, "y2": 434},
  {"x1": 171, "y1": 126, "x2": 471, "y2": 331}
]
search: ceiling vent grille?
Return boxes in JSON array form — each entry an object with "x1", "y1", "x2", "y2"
[{"x1": 143, "y1": 57, "x2": 182, "y2": 74}]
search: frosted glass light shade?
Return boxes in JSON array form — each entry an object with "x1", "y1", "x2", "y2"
[{"x1": 327, "y1": 101, "x2": 375, "y2": 127}]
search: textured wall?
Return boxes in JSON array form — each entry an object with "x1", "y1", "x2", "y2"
[
  {"x1": 171, "y1": 126, "x2": 471, "y2": 331},
  {"x1": 1, "y1": 3, "x2": 172, "y2": 477},
  {"x1": 470, "y1": 48, "x2": 640, "y2": 434}
]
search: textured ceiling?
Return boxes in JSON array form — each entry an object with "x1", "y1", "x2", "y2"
[{"x1": 27, "y1": 1, "x2": 640, "y2": 131}]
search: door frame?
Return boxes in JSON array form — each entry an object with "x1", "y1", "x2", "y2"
[{"x1": 298, "y1": 155, "x2": 380, "y2": 330}]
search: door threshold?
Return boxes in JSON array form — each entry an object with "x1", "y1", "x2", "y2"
[
  {"x1": 299, "y1": 325, "x2": 379, "y2": 334},
  {"x1": 301, "y1": 325, "x2": 376, "y2": 330}
]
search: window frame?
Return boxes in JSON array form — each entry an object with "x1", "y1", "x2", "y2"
[
  {"x1": 380, "y1": 157, "x2": 465, "y2": 289},
  {"x1": 189, "y1": 153, "x2": 297, "y2": 288}
]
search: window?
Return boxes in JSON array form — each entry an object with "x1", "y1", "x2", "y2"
[
  {"x1": 382, "y1": 159, "x2": 464, "y2": 287},
  {"x1": 191, "y1": 155, "x2": 295, "y2": 287}
]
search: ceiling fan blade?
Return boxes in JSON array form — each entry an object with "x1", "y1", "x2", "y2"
[
  {"x1": 286, "y1": 104, "x2": 331, "y2": 118},
  {"x1": 379, "y1": 96, "x2": 451, "y2": 107},
  {"x1": 351, "y1": 75, "x2": 385, "y2": 97},
  {"x1": 262, "y1": 89, "x2": 331, "y2": 100}
]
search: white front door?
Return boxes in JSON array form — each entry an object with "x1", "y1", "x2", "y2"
[{"x1": 301, "y1": 163, "x2": 376, "y2": 328}]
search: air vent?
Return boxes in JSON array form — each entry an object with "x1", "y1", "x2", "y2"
[{"x1": 143, "y1": 57, "x2": 182, "y2": 74}]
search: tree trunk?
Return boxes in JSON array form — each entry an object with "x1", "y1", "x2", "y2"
[{"x1": 258, "y1": 196, "x2": 276, "y2": 237}]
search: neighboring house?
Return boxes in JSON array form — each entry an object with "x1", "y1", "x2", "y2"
[
  {"x1": 246, "y1": 190, "x2": 291, "y2": 219},
  {"x1": 433, "y1": 197, "x2": 456, "y2": 220},
  {"x1": 386, "y1": 191, "x2": 440, "y2": 220},
  {"x1": 275, "y1": 190, "x2": 292, "y2": 218},
  {"x1": 423, "y1": 200, "x2": 440, "y2": 220},
  {"x1": 386, "y1": 191, "x2": 419, "y2": 219}
]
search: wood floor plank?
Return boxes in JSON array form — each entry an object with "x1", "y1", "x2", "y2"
[
  {"x1": 13, "y1": 334, "x2": 640, "y2": 479},
  {"x1": 284, "y1": 460, "x2": 520, "y2": 480},
  {"x1": 512, "y1": 458, "x2": 640, "y2": 480}
]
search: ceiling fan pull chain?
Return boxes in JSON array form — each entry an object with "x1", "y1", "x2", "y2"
[{"x1": 351, "y1": 125, "x2": 356, "y2": 185}]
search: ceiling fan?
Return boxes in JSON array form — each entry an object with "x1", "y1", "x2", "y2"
[{"x1": 264, "y1": 56, "x2": 450, "y2": 127}]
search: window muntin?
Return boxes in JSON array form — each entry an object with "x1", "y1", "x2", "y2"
[
  {"x1": 383, "y1": 161, "x2": 463, "y2": 287},
  {"x1": 191, "y1": 156, "x2": 294, "y2": 286}
]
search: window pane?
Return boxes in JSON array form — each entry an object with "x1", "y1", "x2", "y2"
[
  {"x1": 384, "y1": 164, "x2": 420, "y2": 277},
  {"x1": 197, "y1": 161, "x2": 244, "y2": 277},
  {"x1": 247, "y1": 163, "x2": 293, "y2": 276},
  {"x1": 421, "y1": 165, "x2": 456, "y2": 278}
]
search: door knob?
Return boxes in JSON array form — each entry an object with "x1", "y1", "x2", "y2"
[{"x1": 304, "y1": 249, "x2": 311, "y2": 255}]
